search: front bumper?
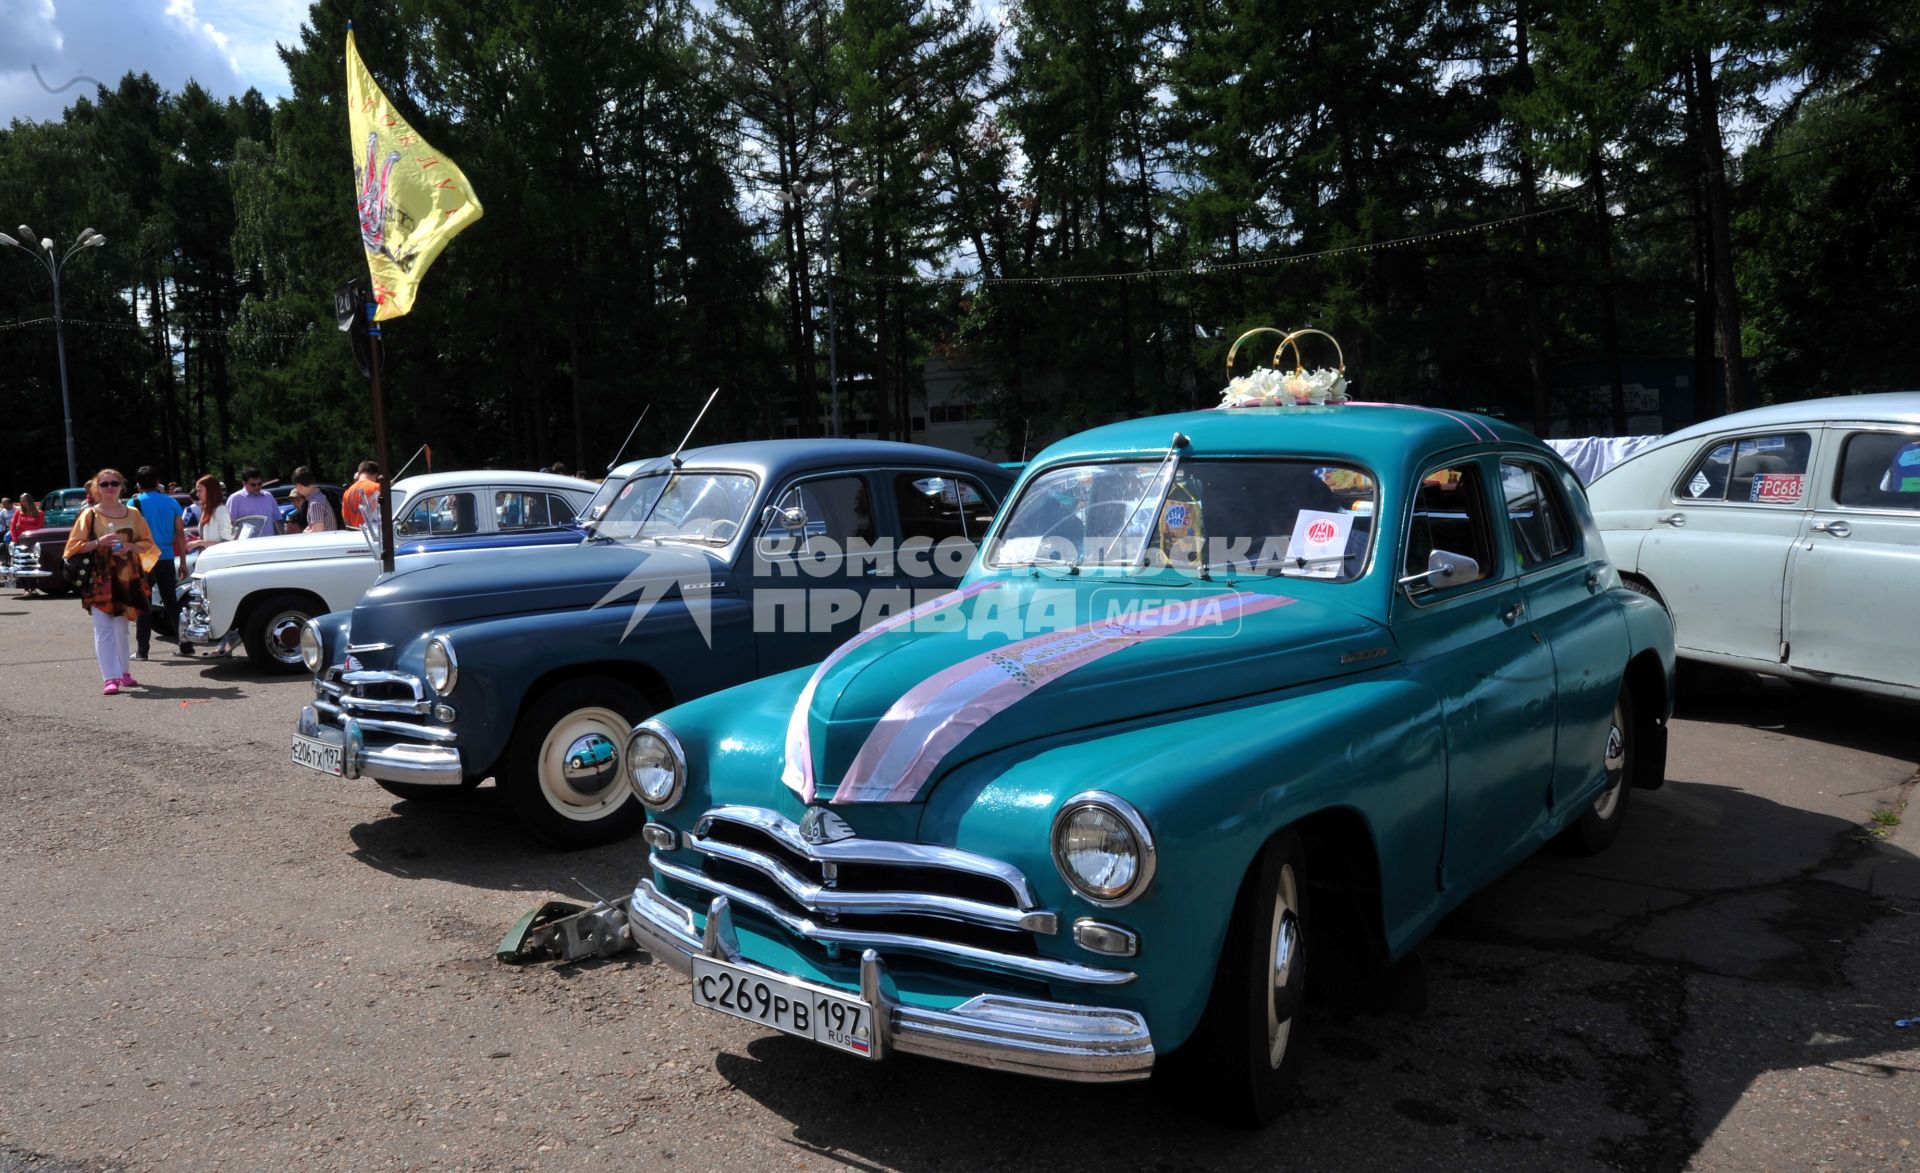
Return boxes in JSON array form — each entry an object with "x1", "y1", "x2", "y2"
[
  {"x1": 298, "y1": 703, "x2": 464, "y2": 787},
  {"x1": 180, "y1": 587, "x2": 217, "y2": 643},
  {"x1": 624, "y1": 877, "x2": 1156, "y2": 1083}
]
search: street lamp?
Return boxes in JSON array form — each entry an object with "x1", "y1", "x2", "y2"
[{"x1": 0, "y1": 224, "x2": 106, "y2": 486}]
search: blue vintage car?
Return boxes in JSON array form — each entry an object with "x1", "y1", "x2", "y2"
[
  {"x1": 521, "y1": 402, "x2": 1676, "y2": 1123},
  {"x1": 294, "y1": 440, "x2": 1014, "y2": 847}
]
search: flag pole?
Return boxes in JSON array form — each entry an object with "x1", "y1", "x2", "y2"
[{"x1": 367, "y1": 302, "x2": 396, "y2": 573}]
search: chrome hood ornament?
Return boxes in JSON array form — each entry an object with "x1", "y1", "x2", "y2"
[{"x1": 798, "y1": 805, "x2": 856, "y2": 846}]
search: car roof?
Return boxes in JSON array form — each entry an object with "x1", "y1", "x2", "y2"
[
  {"x1": 1029, "y1": 403, "x2": 1549, "y2": 469},
  {"x1": 392, "y1": 470, "x2": 599, "y2": 495},
  {"x1": 609, "y1": 439, "x2": 1011, "y2": 484},
  {"x1": 1635, "y1": 391, "x2": 1920, "y2": 450}
]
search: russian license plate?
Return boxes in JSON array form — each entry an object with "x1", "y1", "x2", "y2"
[
  {"x1": 691, "y1": 956, "x2": 875, "y2": 1058},
  {"x1": 291, "y1": 731, "x2": 344, "y2": 776}
]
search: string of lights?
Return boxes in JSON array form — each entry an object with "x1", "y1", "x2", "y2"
[
  {"x1": 842, "y1": 201, "x2": 1581, "y2": 288},
  {"x1": 0, "y1": 315, "x2": 318, "y2": 340}
]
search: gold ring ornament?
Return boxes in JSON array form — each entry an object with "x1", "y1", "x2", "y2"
[{"x1": 1220, "y1": 327, "x2": 1349, "y2": 408}]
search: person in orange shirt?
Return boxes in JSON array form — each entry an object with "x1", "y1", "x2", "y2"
[
  {"x1": 63, "y1": 468, "x2": 158, "y2": 695},
  {"x1": 342, "y1": 460, "x2": 382, "y2": 529}
]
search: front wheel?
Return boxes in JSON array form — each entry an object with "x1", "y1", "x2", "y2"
[
  {"x1": 505, "y1": 676, "x2": 652, "y2": 849},
  {"x1": 241, "y1": 592, "x2": 317, "y2": 674},
  {"x1": 1565, "y1": 691, "x2": 1634, "y2": 855},
  {"x1": 1189, "y1": 827, "x2": 1311, "y2": 1127}
]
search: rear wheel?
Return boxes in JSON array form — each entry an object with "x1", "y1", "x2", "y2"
[
  {"x1": 506, "y1": 676, "x2": 652, "y2": 849},
  {"x1": 240, "y1": 592, "x2": 317, "y2": 674},
  {"x1": 1189, "y1": 828, "x2": 1310, "y2": 1127},
  {"x1": 1565, "y1": 691, "x2": 1634, "y2": 855}
]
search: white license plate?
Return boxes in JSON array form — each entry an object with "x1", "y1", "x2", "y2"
[
  {"x1": 291, "y1": 732, "x2": 344, "y2": 777},
  {"x1": 691, "y1": 956, "x2": 875, "y2": 1058}
]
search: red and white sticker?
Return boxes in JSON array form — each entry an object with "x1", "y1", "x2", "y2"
[{"x1": 1749, "y1": 472, "x2": 1804, "y2": 504}]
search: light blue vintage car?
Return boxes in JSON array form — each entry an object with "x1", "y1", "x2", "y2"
[{"x1": 510, "y1": 403, "x2": 1675, "y2": 1123}]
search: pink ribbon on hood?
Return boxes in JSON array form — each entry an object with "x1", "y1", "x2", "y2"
[
  {"x1": 829, "y1": 591, "x2": 1295, "y2": 805},
  {"x1": 782, "y1": 579, "x2": 1001, "y2": 803}
]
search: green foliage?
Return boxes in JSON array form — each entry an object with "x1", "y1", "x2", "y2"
[{"x1": 1, "y1": 0, "x2": 1915, "y2": 494}]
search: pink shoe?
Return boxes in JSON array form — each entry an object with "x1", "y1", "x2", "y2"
[
  {"x1": 117, "y1": 673, "x2": 140, "y2": 688},
  {"x1": 103, "y1": 680, "x2": 121, "y2": 696}
]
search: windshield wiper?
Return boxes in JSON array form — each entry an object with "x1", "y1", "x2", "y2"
[{"x1": 1104, "y1": 431, "x2": 1191, "y2": 572}]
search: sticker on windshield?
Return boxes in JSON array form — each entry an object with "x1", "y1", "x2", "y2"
[
  {"x1": 1688, "y1": 471, "x2": 1711, "y2": 497},
  {"x1": 1749, "y1": 472, "x2": 1804, "y2": 504},
  {"x1": 1751, "y1": 436, "x2": 1787, "y2": 452},
  {"x1": 1283, "y1": 510, "x2": 1353, "y2": 578}
]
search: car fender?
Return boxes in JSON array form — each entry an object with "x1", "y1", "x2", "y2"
[{"x1": 915, "y1": 671, "x2": 1448, "y2": 1054}]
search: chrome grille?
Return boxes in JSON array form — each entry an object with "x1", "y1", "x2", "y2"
[
  {"x1": 314, "y1": 665, "x2": 454, "y2": 742},
  {"x1": 658, "y1": 805, "x2": 1133, "y2": 988}
]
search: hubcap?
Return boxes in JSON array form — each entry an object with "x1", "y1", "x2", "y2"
[
  {"x1": 1593, "y1": 704, "x2": 1627, "y2": 819},
  {"x1": 267, "y1": 611, "x2": 308, "y2": 664},
  {"x1": 1267, "y1": 862, "x2": 1302, "y2": 1069},
  {"x1": 538, "y1": 707, "x2": 632, "y2": 820}
]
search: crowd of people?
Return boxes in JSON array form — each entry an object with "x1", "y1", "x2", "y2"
[{"x1": 4, "y1": 460, "x2": 385, "y2": 696}]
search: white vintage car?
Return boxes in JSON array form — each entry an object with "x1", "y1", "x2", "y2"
[
  {"x1": 1586, "y1": 391, "x2": 1920, "y2": 701},
  {"x1": 182, "y1": 470, "x2": 596, "y2": 672}
]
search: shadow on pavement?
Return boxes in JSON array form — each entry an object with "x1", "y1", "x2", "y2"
[
  {"x1": 695, "y1": 727, "x2": 1917, "y2": 1170},
  {"x1": 345, "y1": 791, "x2": 641, "y2": 900},
  {"x1": 1673, "y1": 667, "x2": 1920, "y2": 763}
]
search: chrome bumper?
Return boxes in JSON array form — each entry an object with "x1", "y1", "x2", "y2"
[
  {"x1": 179, "y1": 588, "x2": 218, "y2": 642},
  {"x1": 298, "y1": 704, "x2": 464, "y2": 787},
  {"x1": 626, "y1": 878, "x2": 1156, "y2": 1083}
]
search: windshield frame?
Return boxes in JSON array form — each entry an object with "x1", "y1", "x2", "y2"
[
  {"x1": 984, "y1": 455, "x2": 1382, "y2": 583},
  {"x1": 583, "y1": 466, "x2": 761, "y2": 551}
]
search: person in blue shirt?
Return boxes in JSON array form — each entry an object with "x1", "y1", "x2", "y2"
[{"x1": 131, "y1": 466, "x2": 190, "y2": 659}]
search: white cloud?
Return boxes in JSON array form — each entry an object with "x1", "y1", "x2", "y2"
[{"x1": 0, "y1": 0, "x2": 65, "y2": 71}]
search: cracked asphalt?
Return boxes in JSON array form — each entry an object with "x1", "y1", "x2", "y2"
[{"x1": 0, "y1": 593, "x2": 1915, "y2": 1172}]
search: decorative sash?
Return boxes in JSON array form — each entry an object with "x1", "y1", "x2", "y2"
[{"x1": 829, "y1": 591, "x2": 1295, "y2": 805}]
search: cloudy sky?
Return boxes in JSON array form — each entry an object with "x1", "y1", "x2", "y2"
[{"x1": 1, "y1": 0, "x2": 306, "y2": 124}]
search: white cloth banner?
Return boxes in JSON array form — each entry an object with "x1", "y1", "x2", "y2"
[{"x1": 1547, "y1": 436, "x2": 1665, "y2": 485}]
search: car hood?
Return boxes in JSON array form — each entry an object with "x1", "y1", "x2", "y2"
[
  {"x1": 195, "y1": 530, "x2": 371, "y2": 572},
  {"x1": 347, "y1": 540, "x2": 727, "y2": 650},
  {"x1": 792, "y1": 576, "x2": 1396, "y2": 806}
]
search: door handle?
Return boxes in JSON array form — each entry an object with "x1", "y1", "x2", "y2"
[
  {"x1": 1656, "y1": 512, "x2": 1687, "y2": 527},
  {"x1": 1501, "y1": 601, "x2": 1526, "y2": 624},
  {"x1": 1810, "y1": 520, "x2": 1851, "y2": 538}
]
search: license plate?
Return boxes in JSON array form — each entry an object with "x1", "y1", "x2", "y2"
[
  {"x1": 291, "y1": 732, "x2": 344, "y2": 776},
  {"x1": 691, "y1": 956, "x2": 875, "y2": 1058}
]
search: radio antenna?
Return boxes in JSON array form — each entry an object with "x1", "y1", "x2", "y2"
[
  {"x1": 672, "y1": 387, "x2": 721, "y2": 468},
  {"x1": 606, "y1": 404, "x2": 651, "y2": 472}
]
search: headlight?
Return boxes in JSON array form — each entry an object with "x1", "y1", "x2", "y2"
[
  {"x1": 423, "y1": 636, "x2": 458, "y2": 694},
  {"x1": 1051, "y1": 791, "x2": 1156, "y2": 906},
  {"x1": 626, "y1": 720, "x2": 686, "y2": 810},
  {"x1": 299, "y1": 621, "x2": 324, "y2": 674}
]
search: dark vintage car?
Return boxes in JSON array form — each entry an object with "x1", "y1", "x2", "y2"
[
  {"x1": 294, "y1": 440, "x2": 1014, "y2": 848},
  {"x1": 6, "y1": 487, "x2": 190, "y2": 593}
]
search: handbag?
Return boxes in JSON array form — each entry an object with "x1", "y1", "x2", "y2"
[{"x1": 62, "y1": 507, "x2": 102, "y2": 592}]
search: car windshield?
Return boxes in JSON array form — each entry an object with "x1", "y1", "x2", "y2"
[
  {"x1": 988, "y1": 459, "x2": 1377, "y2": 581},
  {"x1": 586, "y1": 470, "x2": 756, "y2": 545}
]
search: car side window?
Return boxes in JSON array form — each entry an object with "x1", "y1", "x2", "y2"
[
  {"x1": 758, "y1": 476, "x2": 875, "y2": 555},
  {"x1": 893, "y1": 473, "x2": 993, "y2": 544},
  {"x1": 1500, "y1": 460, "x2": 1576, "y2": 569},
  {"x1": 400, "y1": 491, "x2": 479, "y2": 536},
  {"x1": 1404, "y1": 463, "x2": 1496, "y2": 590},
  {"x1": 1834, "y1": 431, "x2": 1920, "y2": 511},
  {"x1": 494, "y1": 490, "x2": 555, "y2": 530},
  {"x1": 1676, "y1": 432, "x2": 1812, "y2": 504}
]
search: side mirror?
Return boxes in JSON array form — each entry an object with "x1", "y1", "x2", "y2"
[{"x1": 1398, "y1": 549, "x2": 1483, "y2": 593}]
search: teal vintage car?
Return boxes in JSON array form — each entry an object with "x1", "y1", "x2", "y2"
[{"x1": 508, "y1": 402, "x2": 1675, "y2": 1123}]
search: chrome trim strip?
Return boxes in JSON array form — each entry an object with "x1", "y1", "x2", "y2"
[
  {"x1": 623, "y1": 880, "x2": 1153, "y2": 1083},
  {"x1": 698, "y1": 805, "x2": 1039, "y2": 909},
  {"x1": 687, "y1": 834, "x2": 1058, "y2": 934},
  {"x1": 312, "y1": 701, "x2": 457, "y2": 743},
  {"x1": 650, "y1": 856, "x2": 1128, "y2": 986},
  {"x1": 345, "y1": 641, "x2": 393, "y2": 654},
  {"x1": 342, "y1": 668, "x2": 425, "y2": 699}
]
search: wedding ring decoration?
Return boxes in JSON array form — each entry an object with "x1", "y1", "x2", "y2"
[{"x1": 1220, "y1": 327, "x2": 1349, "y2": 407}]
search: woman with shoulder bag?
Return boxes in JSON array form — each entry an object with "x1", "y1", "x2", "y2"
[{"x1": 62, "y1": 468, "x2": 159, "y2": 695}]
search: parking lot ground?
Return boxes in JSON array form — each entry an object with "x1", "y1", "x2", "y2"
[{"x1": 0, "y1": 593, "x2": 1914, "y2": 1172}]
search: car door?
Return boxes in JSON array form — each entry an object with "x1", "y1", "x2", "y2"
[
  {"x1": 1785, "y1": 425, "x2": 1920, "y2": 690},
  {"x1": 1501, "y1": 456, "x2": 1624, "y2": 812},
  {"x1": 1393, "y1": 456, "x2": 1558, "y2": 891},
  {"x1": 1634, "y1": 429, "x2": 1816, "y2": 665},
  {"x1": 745, "y1": 472, "x2": 885, "y2": 675}
]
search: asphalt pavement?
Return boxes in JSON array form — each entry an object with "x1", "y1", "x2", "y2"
[{"x1": 0, "y1": 591, "x2": 1914, "y2": 1172}]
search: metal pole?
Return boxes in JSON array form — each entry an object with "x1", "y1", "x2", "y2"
[
  {"x1": 51, "y1": 260, "x2": 77, "y2": 485},
  {"x1": 826, "y1": 196, "x2": 840, "y2": 438},
  {"x1": 367, "y1": 303, "x2": 396, "y2": 573}
]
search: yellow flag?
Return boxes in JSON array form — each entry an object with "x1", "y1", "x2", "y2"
[{"x1": 346, "y1": 27, "x2": 483, "y2": 321}]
